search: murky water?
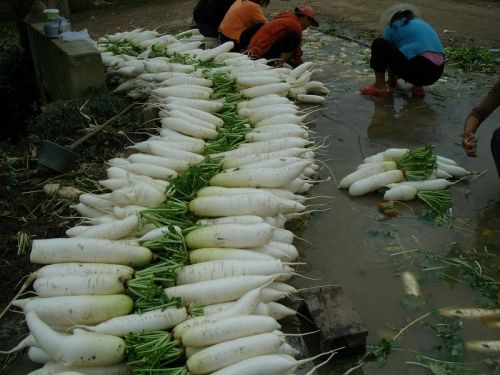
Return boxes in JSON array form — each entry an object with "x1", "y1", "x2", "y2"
[{"x1": 295, "y1": 28, "x2": 500, "y2": 374}]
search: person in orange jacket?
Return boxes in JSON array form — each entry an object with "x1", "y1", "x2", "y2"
[
  {"x1": 219, "y1": 0, "x2": 270, "y2": 51},
  {"x1": 245, "y1": 6, "x2": 318, "y2": 67}
]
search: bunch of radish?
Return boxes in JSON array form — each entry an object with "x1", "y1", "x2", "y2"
[
  {"x1": 338, "y1": 147, "x2": 470, "y2": 200},
  {"x1": 4, "y1": 29, "x2": 340, "y2": 374}
]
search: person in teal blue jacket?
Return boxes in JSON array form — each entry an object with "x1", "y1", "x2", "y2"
[{"x1": 360, "y1": 5, "x2": 445, "y2": 97}]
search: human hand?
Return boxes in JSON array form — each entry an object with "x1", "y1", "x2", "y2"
[{"x1": 462, "y1": 132, "x2": 478, "y2": 157}]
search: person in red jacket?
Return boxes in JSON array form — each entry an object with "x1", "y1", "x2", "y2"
[{"x1": 246, "y1": 6, "x2": 318, "y2": 67}]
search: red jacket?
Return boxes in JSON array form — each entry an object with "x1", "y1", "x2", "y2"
[{"x1": 246, "y1": 12, "x2": 303, "y2": 64}]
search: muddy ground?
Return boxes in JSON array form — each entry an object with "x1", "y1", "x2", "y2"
[
  {"x1": 70, "y1": 0, "x2": 500, "y2": 47},
  {"x1": 0, "y1": 0, "x2": 499, "y2": 374}
]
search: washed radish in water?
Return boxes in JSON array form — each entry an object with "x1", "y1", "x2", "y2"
[
  {"x1": 338, "y1": 161, "x2": 397, "y2": 189},
  {"x1": 436, "y1": 161, "x2": 470, "y2": 177},
  {"x1": 348, "y1": 170, "x2": 404, "y2": 196},
  {"x1": 383, "y1": 185, "x2": 418, "y2": 201},
  {"x1": 401, "y1": 271, "x2": 421, "y2": 296}
]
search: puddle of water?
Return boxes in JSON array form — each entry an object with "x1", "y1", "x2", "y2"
[{"x1": 296, "y1": 29, "x2": 500, "y2": 374}]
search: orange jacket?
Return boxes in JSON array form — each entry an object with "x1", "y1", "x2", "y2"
[
  {"x1": 246, "y1": 12, "x2": 303, "y2": 64},
  {"x1": 219, "y1": 0, "x2": 267, "y2": 42}
]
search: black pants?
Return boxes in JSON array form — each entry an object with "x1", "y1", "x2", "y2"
[
  {"x1": 240, "y1": 23, "x2": 264, "y2": 51},
  {"x1": 263, "y1": 31, "x2": 300, "y2": 64},
  {"x1": 370, "y1": 38, "x2": 444, "y2": 86},
  {"x1": 492, "y1": 126, "x2": 500, "y2": 177},
  {"x1": 197, "y1": 23, "x2": 219, "y2": 38},
  {"x1": 219, "y1": 32, "x2": 239, "y2": 51}
]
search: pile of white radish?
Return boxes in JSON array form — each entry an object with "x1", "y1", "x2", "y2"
[
  {"x1": 6, "y1": 27, "x2": 339, "y2": 375},
  {"x1": 338, "y1": 147, "x2": 470, "y2": 201}
]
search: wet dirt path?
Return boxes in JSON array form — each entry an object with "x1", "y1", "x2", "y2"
[{"x1": 294, "y1": 28, "x2": 500, "y2": 374}]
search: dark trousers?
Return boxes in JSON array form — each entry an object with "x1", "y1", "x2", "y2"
[
  {"x1": 240, "y1": 23, "x2": 264, "y2": 51},
  {"x1": 263, "y1": 31, "x2": 300, "y2": 63},
  {"x1": 219, "y1": 32, "x2": 239, "y2": 51},
  {"x1": 492, "y1": 126, "x2": 500, "y2": 177},
  {"x1": 370, "y1": 38, "x2": 444, "y2": 86},
  {"x1": 197, "y1": 23, "x2": 219, "y2": 38}
]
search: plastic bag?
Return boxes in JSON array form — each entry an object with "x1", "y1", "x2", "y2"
[{"x1": 59, "y1": 29, "x2": 92, "y2": 42}]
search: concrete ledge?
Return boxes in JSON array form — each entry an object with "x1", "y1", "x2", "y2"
[{"x1": 27, "y1": 22, "x2": 105, "y2": 100}]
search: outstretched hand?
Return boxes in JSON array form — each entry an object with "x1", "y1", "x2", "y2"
[{"x1": 462, "y1": 132, "x2": 478, "y2": 157}]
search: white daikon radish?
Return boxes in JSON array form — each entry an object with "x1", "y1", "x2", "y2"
[
  {"x1": 189, "y1": 248, "x2": 276, "y2": 263},
  {"x1": 165, "y1": 275, "x2": 274, "y2": 306},
  {"x1": 196, "y1": 215, "x2": 264, "y2": 226},
  {"x1": 162, "y1": 97, "x2": 223, "y2": 112},
  {"x1": 30, "y1": 238, "x2": 152, "y2": 266},
  {"x1": 16, "y1": 295, "x2": 133, "y2": 326},
  {"x1": 189, "y1": 193, "x2": 304, "y2": 218},
  {"x1": 438, "y1": 307, "x2": 500, "y2": 320},
  {"x1": 33, "y1": 274, "x2": 128, "y2": 297},
  {"x1": 209, "y1": 161, "x2": 311, "y2": 188},
  {"x1": 129, "y1": 140, "x2": 204, "y2": 163},
  {"x1": 186, "y1": 332, "x2": 283, "y2": 374},
  {"x1": 401, "y1": 271, "x2": 421, "y2": 296},
  {"x1": 437, "y1": 161, "x2": 470, "y2": 177},
  {"x1": 383, "y1": 185, "x2": 418, "y2": 201},
  {"x1": 181, "y1": 315, "x2": 280, "y2": 347},
  {"x1": 296, "y1": 94, "x2": 326, "y2": 104},
  {"x1": 185, "y1": 223, "x2": 274, "y2": 249},
  {"x1": 127, "y1": 153, "x2": 190, "y2": 172},
  {"x1": 382, "y1": 148, "x2": 409, "y2": 161},
  {"x1": 162, "y1": 117, "x2": 218, "y2": 140},
  {"x1": 26, "y1": 311, "x2": 125, "y2": 367},
  {"x1": 35, "y1": 263, "x2": 134, "y2": 279},
  {"x1": 348, "y1": 170, "x2": 404, "y2": 196},
  {"x1": 175, "y1": 259, "x2": 293, "y2": 284},
  {"x1": 78, "y1": 307, "x2": 187, "y2": 336},
  {"x1": 241, "y1": 83, "x2": 291, "y2": 98},
  {"x1": 338, "y1": 161, "x2": 397, "y2": 189}
]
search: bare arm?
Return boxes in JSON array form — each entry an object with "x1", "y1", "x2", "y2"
[{"x1": 462, "y1": 79, "x2": 500, "y2": 157}]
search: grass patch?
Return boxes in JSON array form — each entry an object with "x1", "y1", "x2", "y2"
[{"x1": 445, "y1": 47, "x2": 500, "y2": 73}]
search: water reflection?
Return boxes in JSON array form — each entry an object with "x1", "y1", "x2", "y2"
[
  {"x1": 365, "y1": 94, "x2": 440, "y2": 145},
  {"x1": 476, "y1": 200, "x2": 500, "y2": 265}
]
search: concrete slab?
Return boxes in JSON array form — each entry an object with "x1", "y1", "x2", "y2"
[{"x1": 26, "y1": 22, "x2": 105, "y2": 101}]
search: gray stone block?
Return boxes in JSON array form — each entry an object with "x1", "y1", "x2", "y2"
[{"x1": 299, "y1": 285, "x2": 368, "y2": 356}]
